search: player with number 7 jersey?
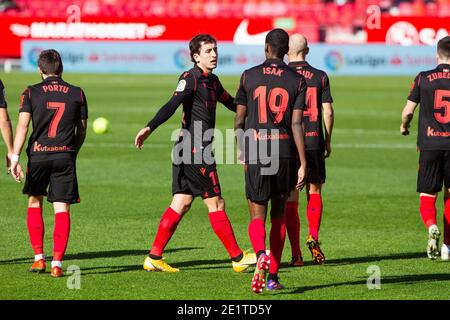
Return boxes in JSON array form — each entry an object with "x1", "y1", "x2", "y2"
[{"x1": 10, "y1": 49, "x2": 88, "y2": 277}]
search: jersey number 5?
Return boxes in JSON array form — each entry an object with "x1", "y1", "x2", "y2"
[
  {"x1": 47, "y1": 102, "x2": 66, "y2": 138},
  {"x1": 434, "y1": 90, "x2": 450, "y2": 124},
  {"x1": 253, "y1": 86, "x2": 288, "y2": 124}
]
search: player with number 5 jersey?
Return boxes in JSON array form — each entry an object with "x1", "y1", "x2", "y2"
[
  {"x1": 400, "y1": 36, "x2": 450, "y2": 261},
  {"x1": 10, "y1": 49, "x2": 88, "y2": 277}
]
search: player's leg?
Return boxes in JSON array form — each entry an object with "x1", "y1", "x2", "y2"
[
  {"x1": 285, "y1": 189, "x2": 303, "y2": 266},
  {"x1": 306, "y1": 183, "x2": 325, "y2": 265},
  {"x1": 51, "y1": 202, "x2": 70, "y2": 277},
  {"x1": 417, "y1": 150, "x2": 442, "y2": 259},
  {"x1": 267, "y1": 194, "x2": 287, "y2": 291},
  {"x1": 23, "y1": 159, "x2": 50, "y2": 273},
  {"x1": 27, "y1": 195, "x2": 46, "y2": 273},
  {"x1": 441, "y1": 150, "x2": 450, "y2": 260},
  {"x1": 144, "y1": 193, "x2": 193, "y2": 272},
  {"x1": 248, "y1": 199, "x2": 270, "y2": 293},
  {"x1": 47, "y1": 156, "x2": 79, "y2": 277},
  {"x1": 203, "y1": 195, "x2": 255, "y2": 272},
  {"x1": 442, "y1": 188, "x2": 450, "y2": 260}
]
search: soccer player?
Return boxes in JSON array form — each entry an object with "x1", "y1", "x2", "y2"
[
  {"x1": 284, "y1": 34, "x2": 334, "y2": 266},
  {"x1": 400, "y1": 36, "x2": 450, "y2": 261},
  {"x1": 234, "y1": 29, "x2": 307, "y2": 292},
  {"x1": 0, "y1": 79, "x2": 23, "y2": 176},
  {"x1": 134, "y1": 34, "x2": 256, "y2": 273},
  {"x1": 10, "y1": 49, "x2": 88, "y2": 276}
]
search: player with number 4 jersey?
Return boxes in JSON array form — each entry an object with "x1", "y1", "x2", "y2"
[
  {"x1": 284, "y1": 34, "x2": 334, "y2": 267},
  {"x1": 10, "y1": 49, "x2": 88, "y2": 277},
  {"x1": 401, "y1": 36, "x2": 450, "y2": 261}
]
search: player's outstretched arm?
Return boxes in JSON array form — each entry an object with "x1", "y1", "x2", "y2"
[
  {"x1": 292, "y1": 109, "x2": 307, "y2": 191},
  {"x1": 0, "y1": 108, "x2": 14, "y2": 172},
  {"x1": 234, "y1": 104, "x2": 247, "y2": 163},
  {"x1": 9, "y1": 112, "x2": 30, "y2": 182},
  {"x1": 75, "y1": 119, "x2": 88, "y2": 152},
  {"x1": 323, "y1": 102, "x2": 334, "y2": 158},
  {"x1": 400, "y1": 100, "x2": 418, "y2": 136}
]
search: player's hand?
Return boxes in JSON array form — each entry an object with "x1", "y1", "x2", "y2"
[
  {"x1": 135, "y1": 127, "x2": 151, "y2": 150},
  {"x1": 400, "y1": 123, "x2": 410, "y2": 136},
  {"x1": 6, "y1": 154, "x2": 11, "y2": 174},
  {"x1": 324, "y1": 142, "x2": 332, "y2": 158},
  {"x1": 295, "y1": 165, "x2": 306, "y2": 191},
  {"x1": 10, "y1": 161, "x2": 24, "y2": 183},
  {"x1": 237, "y1": 148, "x2": 245, "y2": 164}
]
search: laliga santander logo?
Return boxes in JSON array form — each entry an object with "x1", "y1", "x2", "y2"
[
  {"x1": 325, "y1": 51, "x2": 344, "y2": 71},
  {"x1": 28, "y1": 47, "x2": 44, "y2": 67},
  {"x1": 386, "y1": 22, "x2": 419, "y2": 46},
  {"x1": 174, "y1": 49, "x2": 191, "y2": 69}
]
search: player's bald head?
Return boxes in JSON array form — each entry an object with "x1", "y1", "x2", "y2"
[{"x1": 288, "y1": 34, "x2": 308, "y2": 57}]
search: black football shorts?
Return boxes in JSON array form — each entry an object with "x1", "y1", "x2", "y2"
[
  {"x1": 245, "y1": 158, "x2": 298, "y2": 202},
  {"x1": 417, "y1": 150, "x2": 450, "y2": 194},
  {"x1": 172, "y1": 162, "x2": 221, "y2": 199},
  {"x1": 306, "y1": 149, "x2": 326, "y2": 185},
  {"x1": 23, "y1": 154, "x2": 80, "y2": 204}
]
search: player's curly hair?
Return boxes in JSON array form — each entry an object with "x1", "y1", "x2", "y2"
[
  {"x1": 265, "y1": 28, "x2": 289, "y2": 59},
  {"x1": 437, "y1": 36, "x2": 450, "y2": 60},
  {"x1": 38, "y1": 49, "x2": 63, "y2": 75},
  {"x1": 189, "y1": 34, "x2": 217, "y2": 64}
]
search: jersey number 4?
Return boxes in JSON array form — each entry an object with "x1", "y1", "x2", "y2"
[
  {"x1": 253, "y1": 86, "x2": 288, "y2": 124},
  {"x1": 304, "y1": 87, "x2": 318, "y2": 122},
  {"x1": 47, "y1": 102, "x2": 65, "y2": 138}
]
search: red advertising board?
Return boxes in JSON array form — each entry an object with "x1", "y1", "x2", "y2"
[
  {"x1": 0, "y1": 17, "x2": 274, "y2": 58},
  {"x1": 366, "y1": 16, "x2": 450, "y2": 45}
]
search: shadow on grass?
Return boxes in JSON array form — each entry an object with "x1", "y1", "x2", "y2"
[
  {"x1": 279, "y1": 251, "x2": 426, "y2": 269},
  {"x1": 280, "y1": 273, "x2": 450, "y2": 295},
  {"x1": 80, "y1": 258, "x2": 232, "y2": 275},
  {"x1": 0, "y1": 247, "x2": 200, "y2": 265}
]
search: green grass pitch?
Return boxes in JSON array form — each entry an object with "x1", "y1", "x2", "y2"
[{"x1": 0, "y1": 72, "x2": 449, "y2": 300}]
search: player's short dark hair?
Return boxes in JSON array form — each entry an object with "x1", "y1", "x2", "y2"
[
  {"x1": 437, "y1": 36, "x2": 450, "y2": 60},
  {"x1": 38, "y1": 49, "x2": 63, "y2": 75},
  {"x1": 265, "y1": 29, "x2": 289, "y2": 59},
  {"x1": 189, "y1": 34, "x2": 217, "y2": 63}
]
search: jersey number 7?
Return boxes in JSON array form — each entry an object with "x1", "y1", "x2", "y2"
[{"x1": 47, "y1": 102, "x2": 66, "y2": 138}]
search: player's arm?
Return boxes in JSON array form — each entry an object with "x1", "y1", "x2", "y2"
[
  {"x1": 323, "y1": 102, "x2": 334, "y2": 158},
  {"x1": 400, "y1": 100, "x2": 418, "y2": 136},
  {"x1": 217, "y1": 79, "x2": 237, "y2": 112},
  {"x1": 401, "y1": 73, "x2": 421, "y2": 136},
  {"x1": 234, "y1": 104, "x2": 247, "y2": 163},
  {"x1": 233, "y1": 72, "x2": 248, "y2": 162},
  {"x1": 10, "y1": 112, "x2": 30, "y2": 182},
  {"x1": 75, "y1": 89, "x2": 88, "y2": 152},
  {"x1": 135, "y1": 74, "x2": 194, "y2": 150},
  {"x1": 293, "y1": 76, "x2": 308, "y2": 190},
  {"x1": 292, "y1": 109, "x2": 306, "y2": 190},
  {"x1": 75, "y1": 119, "x2": 88, "y2": 152},
  {"x1": 0, "y1": 108, "x2": 14, "y2": 170}
]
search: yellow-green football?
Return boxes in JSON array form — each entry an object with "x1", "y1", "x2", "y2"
[{"x1": 93, "y1": 117, "x2": 109, "y2": 134}]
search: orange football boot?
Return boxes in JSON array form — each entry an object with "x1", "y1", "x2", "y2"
[
  {"x1": 29, "y1": 259, "x2": 46, "y2": 273},
  {"x1": 51, "y1": 266, "x2": 64, "y2": 278}
]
